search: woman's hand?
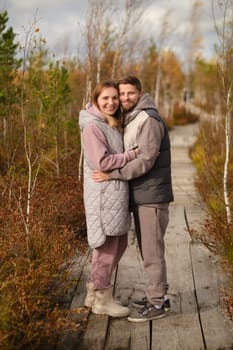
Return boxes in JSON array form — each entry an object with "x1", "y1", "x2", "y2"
[{"x1": 92, "y1": 170, "x2": 110, "y2": 182}]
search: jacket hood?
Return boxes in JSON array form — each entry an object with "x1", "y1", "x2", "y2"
[
  {"x1": 79, "y1": 103, "x2": 105, "y2": 131},
  {"x1": 124, "y1": 93, "x2": 158, "y2": 125}
]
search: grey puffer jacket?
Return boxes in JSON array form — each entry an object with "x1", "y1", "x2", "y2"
[{"x1": 79, "y1": 109, "x2": 131, "y2": 249}]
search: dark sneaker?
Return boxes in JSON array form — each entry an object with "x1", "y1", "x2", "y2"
[
  {"x1": 128, "y1": 303, "x2": 165, "y2": 322},
  {"x1": 132, "y1": 297, "x2": 171, "y2": 312},
  {"x1": 164, "y1": 298, "x2": 171, "y2": 312},
  {"x1": 132, "y1": 296, "x2": 147, "y2": 309}
]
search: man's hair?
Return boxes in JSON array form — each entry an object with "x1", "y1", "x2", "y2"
[{"x1": 118, "y1": 75, "x2": 142, "y2": 91}]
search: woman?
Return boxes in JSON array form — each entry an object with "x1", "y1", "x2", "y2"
[{"x1": 79, "y1": 80, "x2": 137, "y2": 317}]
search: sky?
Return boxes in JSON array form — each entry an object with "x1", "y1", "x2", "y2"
[{"x1": 1, "y1": 0, "x2": 220, "y2": 62}]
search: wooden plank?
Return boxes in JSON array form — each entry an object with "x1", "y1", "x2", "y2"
[
  {"x1": 105, "y1": 318, "x2": 131, "y2": 350},
  {"x1": 150, "y1": 204, "x2": 204, "y2": 349},
  {"x1": 152, "y1": 293, "x2": 206, "y2": 350},
  {"x1": 106, "y1": 229, "x2": 150, "y2": 350},
  {"x1": 114, "y1": 235, "x2": 146, "y2": 305},
  {"x1": 78, "y1": 313, "x2": 109, "y2": 350},
  {"x1": 71, "y1": 252, "x2": 109, "y2": 350},
  {"x1": 190, "y1": 243, "x2": 233, "y2": 349},
  {"x1": 129, "y1": 323, "x2": 150, "y2": 350},
  {"x1": 69, "y1": 252, "x2": 92, "y2": 309},
  {"x1": 55, "y1": 252, "x2": 91, "y2": 350},
  {"x1": 148, "y1": 126, "x2": 208, "y2": 349},
  {"x1": 57, "y1": 250, "x2": 110, "y2": 350}
]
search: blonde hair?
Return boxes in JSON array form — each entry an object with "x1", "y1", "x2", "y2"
[{"x1": 104, "y1": 115, "x2": 122, "y2": 131}]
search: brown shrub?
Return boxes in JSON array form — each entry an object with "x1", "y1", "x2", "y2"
[
  {"x1": 0, "y1": 153, "x2": 87, "y2": 349},
  {"x1": 173, "y1": 102, "x2": 199, "y2": 125}
]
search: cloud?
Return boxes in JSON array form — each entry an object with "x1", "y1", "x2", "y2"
[
  {"x1": 142, "y1": 0, "x2": 217, "y2": 60},
  {"x1": 3, "y1": 0, "x2": 87, "y2": 57},
  {"x1": 2, "y1": 0, "x2": 218, "y2": 60}
]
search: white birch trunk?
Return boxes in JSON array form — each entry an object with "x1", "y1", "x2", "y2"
[
  {"x1": 223, "y1": 88, "x2": 232, "y2": 225},
  {"x1": 154, "y1": 57, "x2": 162, "y2": 107}
]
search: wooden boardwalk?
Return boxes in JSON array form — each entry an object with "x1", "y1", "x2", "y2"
[{"x1": 57, "y1": 124, "x2": 233, "y2": 350}]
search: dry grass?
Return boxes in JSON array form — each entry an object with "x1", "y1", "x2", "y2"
[
  {"x1": 190, "y1": 119, "x2": 233, "y2": 320},
  {"x1": 173, "y1": 102, "x2": 200, "y2": 125},
  {"x1": 0, "y1": 153, "x2": 88, "y2": 350}
]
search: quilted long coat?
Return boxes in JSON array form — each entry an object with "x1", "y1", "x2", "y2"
[{"x1": 79, "y1": 109, "x2": 131, "y2": 249}]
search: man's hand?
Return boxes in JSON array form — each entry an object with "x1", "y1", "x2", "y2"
[{"x1": 92, "y1": 170, "x2": 110, "y2": 182}]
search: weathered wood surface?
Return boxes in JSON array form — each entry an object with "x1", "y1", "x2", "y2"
[{"x1": 57, "y1": 124, "x2": 233, "y2": 350}]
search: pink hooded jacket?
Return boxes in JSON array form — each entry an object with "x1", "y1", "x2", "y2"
[{"x1": 79, "y1": 103, "x2": 136, "y2": 248}]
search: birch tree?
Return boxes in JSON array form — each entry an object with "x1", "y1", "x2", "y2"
[
  {"x1": 110, "y1": 0, "x2": 144, "y2": 79},
  {"x1": 18, "y1": 14, "x2": 43, "y2": 260},
  {"x1": 78, "y1": 0, "x2": 112, "y2": 179},
  {"x1": 80, "y1": 0, "x2": 113, "y2": 102},
  {"x1": 154, "y1": 9, "x2": 173, "y2": 107},
  {"x1": 212, "y1": 0, "x2": 233, "y2": 225},
  {"x1": 184, "y1": 1, "x2": 203, "y2": 106},
  {"x1": 80, "y1": 0, "x2": 147, "y2": 97}
]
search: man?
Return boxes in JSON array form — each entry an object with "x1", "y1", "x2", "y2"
[{"x1": 92, "y1": 75, "x2": 174, "y2": 322}]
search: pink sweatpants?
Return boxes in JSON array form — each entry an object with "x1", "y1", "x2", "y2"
[{"x1": 90, "y1": 234, "x2": 128, "y2": 290}]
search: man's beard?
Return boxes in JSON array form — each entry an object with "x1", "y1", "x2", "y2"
[{"x1": 121, "y1": 102, "x2": 135, "y2": 112}]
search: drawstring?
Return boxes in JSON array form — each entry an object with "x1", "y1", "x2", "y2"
[{"x1": 78, "y1": 134, "x2": 84, "y2": 181}]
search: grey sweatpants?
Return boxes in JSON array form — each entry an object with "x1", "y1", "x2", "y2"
[{"x1": 133, "y1": 203, "x2": 169, "y2": 306}]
